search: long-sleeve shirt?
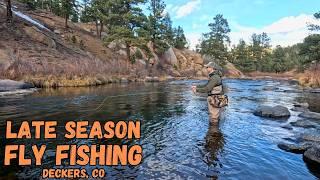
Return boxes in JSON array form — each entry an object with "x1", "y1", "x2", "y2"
[{"x1": 196, "y1": 71, "x2": 222, "y2": 94}]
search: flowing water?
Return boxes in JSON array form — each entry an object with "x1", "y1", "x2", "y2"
[{"x1": 0, "y1": 79, "x2": 320, "y2": 179}]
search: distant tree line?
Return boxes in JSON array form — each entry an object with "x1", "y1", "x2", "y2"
[
  {"x1": 197, "y1": 13, "x2": 320, "y2": 73},
  {"x1": 6, "y1": 0, "x2": 188, "y2": 62}
]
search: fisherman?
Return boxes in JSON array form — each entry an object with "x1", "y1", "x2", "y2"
[{"x1": 192, "y1": 62, "x2": 228, "y2": 125}]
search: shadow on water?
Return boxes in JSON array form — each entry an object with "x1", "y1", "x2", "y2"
[{"x1": 0, "y1": 80, "x2": 320, "y2": 179}]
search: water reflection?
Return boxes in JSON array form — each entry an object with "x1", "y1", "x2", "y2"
[
  {"x1": 0, "y1": 80, "x2": 319, "y2": 179},
  {"x1": 204, "y1": 124, "x2": 224, "y2": 167}
]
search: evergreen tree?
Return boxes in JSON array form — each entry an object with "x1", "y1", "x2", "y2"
[
  {"x1": 173, "y1": 26, "x2": 187, "y2": 49},
  {"x1": 299, "y1": 34, "x2": 320, "y2": 65},
  {"x1": 80, "y1": 0, "x2": 92, "y2": 23},
  {"x1": 148, "y1": 0, "x2": 169, "y2": 54},
  {"x1": 163, "y1": 13, "x2": 174, "y2": 46},
  {"x1": 104, "y1": 0, "x2": 147, "y2": 62},
  {"x1": 232, "y1": 39, "x2": 255, "y2": 72},
  {"x1": 248, "y1": 32, "x2": 271, "y2": 71},
  {"x1": 60, "y1": 0, "x2": 78, "y2": 28},
  {"x1": 198, "y1": 14, "x2": 231, "y2": 66},
  {"x1": 272, "y1": 45, "x2": 288, "y2": 73},
  {"x1": 309, "y1": 12, "x2": 320, "y2": 31}
]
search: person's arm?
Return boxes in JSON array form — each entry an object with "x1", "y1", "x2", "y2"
[{"x1": 196, "y1": 76, "x2": 219, "y2": 93}]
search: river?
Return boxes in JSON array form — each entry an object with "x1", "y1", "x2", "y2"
[{"x1": 0, "y1": 79, "x2": 319, "y2": 179}]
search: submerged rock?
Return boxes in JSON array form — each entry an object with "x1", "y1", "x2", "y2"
[
  {"x1": 290, "y1": 120, "x2": 317, "y2": 129},
  {"x1": 0, "y1": 79, "x2": 34, "y2": 92},
  {"x1": 283, "y1": 89, "x2": 303, "y2": 93},
  {"x1": 278, "y1": 143, "x2": 312, "y2": 154},
  {"x1": 304, "y1": 145, "x2": 320, "y2": 165},
  {"x1": 281, "y1": 124, "x2": 293, "y2": 130},
  {"x1": 299, "y1": 112, "x2": 320, "y2": 121},
  {"x1": 294, "y1": 102, "x2": 309, "y2": 108},
  {"x1": 254, "y1": 105, "x2": 290, "y2": 118}
]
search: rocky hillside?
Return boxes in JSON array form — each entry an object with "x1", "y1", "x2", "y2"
[{"x1": 0, "y1": 2, "x2": 242, "y2": 87}]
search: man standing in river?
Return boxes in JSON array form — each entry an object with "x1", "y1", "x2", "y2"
[{"x1": 192, "y1": 62, "x2": 228, "y2": 125}]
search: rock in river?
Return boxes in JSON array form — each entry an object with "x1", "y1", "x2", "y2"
[
  {"x1": 254, "y1": 105, "x2": 290, "y2": 118},
  {"x1": 299, "y1": 111, "x2": 320, "y2": 121},
  {"x1": 278, "y1": 143, "x2": 313, "y2": 154},
  {"x1": 290, "y1": 120, "x2": 317, "y2": 129},
  {"x1": 303, "y1": 145, "x2": 320, "y2": 165},
  {"x1": 0, "y1": 79, "x2": 34, "y2": 92},
  {"x1": 145, "y1": 76, "x2": 160, "y2": 82}
]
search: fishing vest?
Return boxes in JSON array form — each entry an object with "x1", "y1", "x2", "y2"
[{"x1": 210, "y1": 85, "x2": 223, "y2": 95}]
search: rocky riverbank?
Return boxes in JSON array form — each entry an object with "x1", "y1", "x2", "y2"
[{"x1": 254, "y1": 102, "x2": 320, "y2": 171}]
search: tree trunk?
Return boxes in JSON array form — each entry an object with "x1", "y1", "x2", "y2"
[
  {"x1": 65, "y1": 15, "x2": 68, "y2": 28},
  {"x1": 95, "y1": 20, "x2": 99, "y2": 38},
  {"x1": 99, "y1": 21, "x2": 103, "y2": 39},
  {"x1": 6, "y1": 0, "x2": 13, "y2": 23},
  {"x1": 126, "y1": 43, "x2": 131, "y2": 71}
]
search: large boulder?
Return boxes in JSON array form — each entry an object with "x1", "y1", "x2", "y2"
[
  {"x1": 303, "y1": 145, "x2": 320, "y2": 165},
  {"x1": 224, "y1": 61, "x2": 244, "y2": 78},
  {"x1": 0, "y1": 79, "x2": 34, "y2": 92},
  {"x1": 161, "y1": 47, "x2": 178, "y2": 66},
  {"x1": 299, "y1": 111, "x2": 320, "y2": 121},
  {"x1": 254, "y1": 105, "x2": 291, "y2": 118}
]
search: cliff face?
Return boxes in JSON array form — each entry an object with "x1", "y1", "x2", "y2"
[{"x1": 0, "y1": 4, "x2": 242, "y2": 87}]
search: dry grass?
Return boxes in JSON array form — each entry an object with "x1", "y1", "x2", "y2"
[
  {"x1": 246, "y1": 70, "x2": 296, "y2": 80},
  {"x1": 298, "y1": 64, "x2": 320, "y2": 87}
]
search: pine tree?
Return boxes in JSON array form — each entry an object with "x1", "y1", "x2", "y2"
[
  {"x1": 148, "y1": 0, "x2": 169, "y2": 54},
  {"x1": 60, "y1": 0, "x2": 78, "y2": 28},
  {"x1": 174, "y1": 26, "x2": 187, "y2": 49},
  {"x1": 309, "y1": 12, "x2": 320, "y2": 31},
  {"x1": 80, "y1": 0, "x2": 92, "y2": 23},
  {"x1": 104, "y1": 0, "x2": 147, "y2": 62},
  {"x1": 249, "y1": 32, "x2": 271, "y2": 71},
  {"x1": 163, "y1": 13, "x2": 174, "y2": 46},
  {"x1": 198, "y1": 14, "x2": 231, "y2": 66}
]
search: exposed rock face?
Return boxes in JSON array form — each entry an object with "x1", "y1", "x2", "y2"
[
  {"x1": 304, "y1": 145, "x2": 320, "y2": 165},
  {"x1": 173, "y1": 48, "x2": 205, "y2": 77},
  {"x1": 0, "y1": 79, "x2": 34, "y2": 92},
  {"x1": 161, "y1": 47, "x2": 178, "y2": 66},
  {"x1": 254, "y1": 105, "x2": 291, "y2": 118},
  {"x1": 24, "y1": 26, "x2": 56, "y2": 49},
  {"x1": 299, "y1": 111, "x2": 320, "y2": 121},
  {"x1": 224, "y1": 62, "x2": 244, "y2": 78}
]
